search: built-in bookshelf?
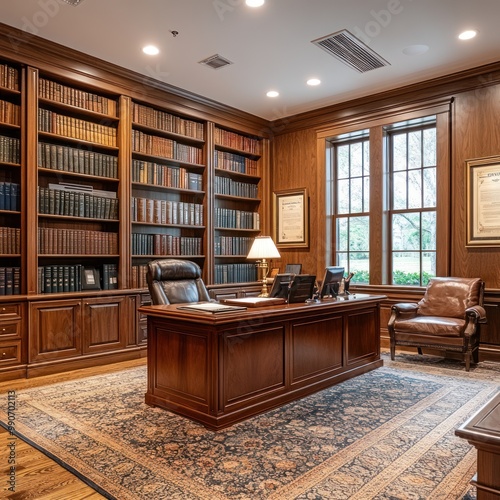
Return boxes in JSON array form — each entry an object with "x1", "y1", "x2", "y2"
[
  {"x1": 213, "y1": 126, "x2": 261, "y2": 284},
  {"x1": 130, "y1": 100, "x2": 206, "y2": 289},
  {"x1": 0, "y1": 60, "x2": 22, "y2": 295},
  {"x1": 36, "y1": 73, "x2": 121, "y2": 293}
]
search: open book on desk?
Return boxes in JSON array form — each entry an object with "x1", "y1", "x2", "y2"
[{"x1": 177, "y1": 302, "x2": 247, "y2": 314}]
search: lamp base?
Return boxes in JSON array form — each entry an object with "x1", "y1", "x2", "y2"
[{"x1": 258, "y1": 279, "x2": 270, "y2": 297}]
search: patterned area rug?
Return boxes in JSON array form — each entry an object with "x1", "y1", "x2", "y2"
[{"x1": 1, "y1": 353, "x2": 499, "y2": 499}]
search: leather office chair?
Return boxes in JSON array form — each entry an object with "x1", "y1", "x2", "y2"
[
  {"x1": 146, "y1": 259, "x2": 210, "y2": 305},
  {"x1": 388, "y1": 277, "x2": 486, "y2": 371}
]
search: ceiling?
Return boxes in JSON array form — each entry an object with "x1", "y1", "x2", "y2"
[{"x1": 2, "y1": 0, "x2": 500, "y2": 120}]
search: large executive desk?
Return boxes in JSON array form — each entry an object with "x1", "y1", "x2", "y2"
[{"x1": 139, "y1": 294, "x2": 385, "y2": 430}]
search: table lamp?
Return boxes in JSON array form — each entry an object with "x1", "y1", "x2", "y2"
[{"x1": 247, "y1": 236, "x2": 281, "y2": 297}]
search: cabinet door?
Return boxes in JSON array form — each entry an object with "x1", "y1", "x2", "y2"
[
  {"x1": 29, "y1": 299, "x2": 82, "y2": 362},
  {"x1": 82, "y1": 296, "x2": 130, "y2": 354}
]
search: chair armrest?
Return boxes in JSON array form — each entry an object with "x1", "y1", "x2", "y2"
[
  {"x1": 466, "y1": 305, "x2": 487, "y2": 323},
  {"x1": 391, "y1": 302, "x2": 419, "y2": 318}
]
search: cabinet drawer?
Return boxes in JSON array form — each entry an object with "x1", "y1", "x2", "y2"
[
  {"x1": 0, "y1": 322, "x2": 20, "y2": 338},
  {"x1": 0, "y1": 303, "x2": 22, "y2": 319},
  {"x1": 0, "y1": 342, "x2": 21, "y2": 365}
]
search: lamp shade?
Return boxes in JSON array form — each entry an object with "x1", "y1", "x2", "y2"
[{"x1": 247, "y1": 236, "x2": 281, "y2": 259}]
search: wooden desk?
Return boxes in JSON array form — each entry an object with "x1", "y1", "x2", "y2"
[
  {"x1": 455, "y1": 392, "x2": 500, "y2": 499},
  {"x1": 139, "y1": 294, "x2": 385, "y2": 430}
]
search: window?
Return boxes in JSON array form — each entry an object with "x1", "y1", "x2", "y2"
[
  {"x1": 388, "y1": 121, "x2": 437, "y2": 285},
  {"x1": 330, "y1": 135, "x2": 370, "y2": 284}
]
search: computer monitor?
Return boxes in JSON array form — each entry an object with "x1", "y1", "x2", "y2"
[
  {"x1": 319, "y1": 266, "x2": 345, "y2": 299},
  {"x1": 269, "y1": 273, "x2": 293, "y2": 299},
  {"x1": 288, "y1": 274, "x2": 316, "y2": 303}
]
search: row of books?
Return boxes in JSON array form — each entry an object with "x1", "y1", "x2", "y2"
[
  {"x1": 132, "y1": 102, "x2": 204, "y2": 140},
  {"x1": 38, "y1": 109, "x2": 117, "y2": 147},
  {"x1": 214, "y1": 263, "x2": 257, "y2": 284},
  {"x1": 214, "y1": 175, "x2": 258, "y2": 199},
  {"x1": 215, "y1": 207, "x2": 260, "y2": 229},
  {"x1": 38, "y1": 142, "x2": 118, "y2": 178},
  {"x1": 0, "y1": 227, "x2": 20, "y2": 254},
  {"x1": 101, "y1": 263, "x2": 118, "y2": 290},
  {"x1": 0, "y1": 135, "x2": 20, "y2": 164},
  {"x1": 0, "y1": 99, "x2": 20, "y2": 126},
  {"x1": 131, "y1": 264, "x2": 148, "y2": 289},
  {"x1": 131, "y1": 198, "x2": 204, "y2": 226},
  {"x1": 131, "y1": 234, "x2": 202, "y2": 256},
  {"x1": 132, "y1": 159, "x2": 202, "y2": 190},
  {"x1": 214, "y1": 150, "x2": 258, "y2": 175},
  {"x1": 215, "y1": 236, "x2": 254, "y2": 256},
  {"x1": 0, "y1": 182, "x2": 20, "y2": 211},
  {"x1": 132, "y1": 129, "x2": 203, "y2": 164},
  {"x1": 38, "y1": 187, "x2": 119, "y2": 220},
  {"x1": 38, "y1": 228, "x2": 118, "y2": 255},
  {"x1": 214, "y1": 127, "x2": 259, "y2": 155},
  {"x1": 39, "y1": 78, "x2": 117, "y2": 116},
  {"x1": 0, "y1": 64, "x2": 18, "y2": 91},
  {"x1": 38, "y1": 264, "x2": 83, "y2": 293},
  {"x1": 0, "y1": 267, "x2": 20, "y2": 295}
]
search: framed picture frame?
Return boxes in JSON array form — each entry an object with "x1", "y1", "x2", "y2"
[
  {"x1": 466, "y1": 155, "x2": 500, "y2": 247},
  {"x1": 273, "y1": 188, "x2": 309, "y2": 248},
  {"x1": 81, "y1": 266, "x2": 101, "y2": 290}
]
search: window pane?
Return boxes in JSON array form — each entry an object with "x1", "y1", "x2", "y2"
[
  {"x1": 408, "y1": 170, "x2": 422, "y2": 209},
  {"x1": 392, "y1": 133, "x2": 407, "y2": 171},
  {"x1": 337, "y1": 144, "x2": 350, "y2": 178},
  {"x1": 392, "y1": 252, "x2": 421, "y2": 285},
  {"x1": 349, "y1": 252, "x2": 369, "y2": 284},
  {"x1": 351, "y1": 142, "x2": 363, "y2": 177},
  {"x1": 337, "y1": 179, "x2": 350, "y2": 213},
  {"x1": 363, "y1": 176, "x2": 370, "y2": 212},
  {"x1": 393, "y1": 171, "x2": 407, "y2": 209},
  {"x1": 392, "y1": 213, "x2": 420, "y2": 251},
  {"x1": 350, "y1": 178, "x2": 363, "y2": 212},
  {"x1": 348, "y1": 216, "x2": 369, "y2": 252},
  {"x1": 408, "y1": 131, "x2": 422, "y2": 169},
  {"x1": 422, "y1": 251, "x2": 436, "y2": 283},
  {"x1": 363, "y1": 142, "x2": 370, "y2": 176},
  {"x1": 336, "y1": 217, "x2": 348, "y2": 251},
  {"x1": 423, "y1": 128, "x2": 436, "y2": 167},
  {"x1": 423, "y1": 167, "x2": 436, "y2": 207},
  {"x1": 422, "y1": 211, "x2": 436, "y2": 251}
]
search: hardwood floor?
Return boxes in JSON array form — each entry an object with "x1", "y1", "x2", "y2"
[{"x1": 0, "y1": 358, "x2": 146, "y2": 499}]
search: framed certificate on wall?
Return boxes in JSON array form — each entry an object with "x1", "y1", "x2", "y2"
[
  {"x1": 273, "y1": 188, "x2": 309, "y2": 248},
  {"x1": 466, "y1": 156, "x2": 500, "y2": 247}
]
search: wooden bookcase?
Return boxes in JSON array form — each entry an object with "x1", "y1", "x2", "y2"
[
  {"x1": 129, "y1": 99, "x2": 207, "y2": 288},
  {"x1": 0, "y1": 49, "x2": 268, "y2": 380},
  {"x1": 213, "y1": 125, "x2": 262, "y2": 284}
]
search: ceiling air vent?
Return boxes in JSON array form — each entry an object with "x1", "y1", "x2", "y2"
[
  {"x1": 312, "y1": 29, "x2": 390, "y2": 73},
  {"x1": 61, "y1": 0, "x2": 84, "y2": 5},
  {"x1": 198, "y1": 54, "x2": 233, "y2": 70}
]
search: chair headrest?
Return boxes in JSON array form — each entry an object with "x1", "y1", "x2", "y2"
[{"x1": 147, "y1": 259, "x2": 202, "y2": 282}]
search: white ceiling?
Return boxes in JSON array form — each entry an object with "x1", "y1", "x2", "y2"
[{"x1": 2, "y1": 0, "x2": 500, "y2": 120}]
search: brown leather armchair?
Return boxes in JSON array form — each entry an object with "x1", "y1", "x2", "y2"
[
  {"x1": 146, "y1": 259, "x2": 210, "y2": 305},
  {"x1": 388, "y1": 277, "x2": 486, "y2": 371}
]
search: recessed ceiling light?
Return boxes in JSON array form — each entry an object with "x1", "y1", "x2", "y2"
[
  {"x1": 266, "y1": 90, "x2": 279, "y2": 98},
  {"x1": 143, "y1": 45, "x2": 160, "y2": 56},
  {"x1": 307, "y1": 78, "x2": 321, "y2": 86},
  {"x1": 458, "y1": 30, "x2": 477, "y2": 40},
  {"x1": 402, "y1": 44, "x2": 429, "y2": 56},
  {"x1": 246, "y1": 0, "x2": 265, "y2": 6}
]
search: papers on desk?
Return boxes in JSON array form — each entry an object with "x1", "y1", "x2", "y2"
[
  {"x1": 221, "y1": 297, "x2": 286, "y2": 307},
  {"x1": 177, "y1": 302, "x2": 247, "y2": 314}
]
